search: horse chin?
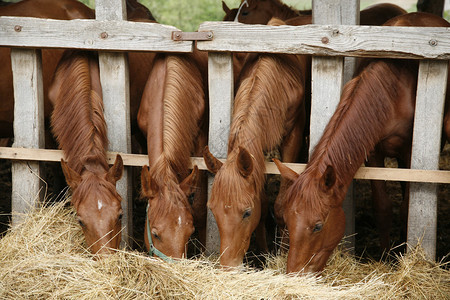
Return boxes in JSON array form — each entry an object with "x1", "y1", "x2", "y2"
[
  {"x1": 219, "y1": 247, "x2": 246, "y2": 269},
  {"x1": 286, "y1": 249, "x2": 331, "y2": 274}
]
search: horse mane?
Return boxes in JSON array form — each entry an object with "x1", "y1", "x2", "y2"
[
  {"x1": 51, "y1": 51, "x2": 109, "y2": 174},
  {"x1": 149, "y1": 53, "x2": 205, "y2": 185},
  {"x1": 213, "y1": 42, "x2": 304, "y2": 208},
  {"x1": 288, "y1": 60, "x2": 414, "y2": 211},
  {"x1": 126, "y1": 0, "x2": 155, "y2": 21},
  {"x1": 270, "y1": 0, "x2": 304, "y2": 20}
]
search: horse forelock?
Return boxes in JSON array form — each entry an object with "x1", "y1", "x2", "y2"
[
  {"x1": 160, "y1": 55, "x2": 205, "y2": 178},
  {"x1": 284, "y1": 171, "x2": 332, "y2": 219},
  {"x1": 209, "y1": 156, "x2": 259, "y2": 210},
  {"x1": 71, "y1": 171, "x2": 120, "y2": 208},
  {"x1": 148, "y1": 158, "x2": 194, "y2": 216},
  {"x1": 51, "y1": 51, "x2": 108, "y2": 174},
  {"x1": 298, "y1": 60, "x2": 408, "y2": 209}
]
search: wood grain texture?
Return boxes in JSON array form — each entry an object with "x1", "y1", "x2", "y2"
[
  {"x1": 407, "y1": 60, "x2": 449, "y2": 260},
  {"x1": 10, "y1": 49, "x2": 44, "y2": 226},
  {"x1": 205, "y1": 52, "x2": 234, "y2": 253},
  {"x1": 197, "y1": 22, "x2": 450, "y2": 59},
  {"x1": 0, "y1": 16, "x2": 192, "y2": 52}
]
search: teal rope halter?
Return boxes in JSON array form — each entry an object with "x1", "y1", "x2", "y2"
[{"x1": 146, "y1": 204, "x2": 174, "y2": 263}]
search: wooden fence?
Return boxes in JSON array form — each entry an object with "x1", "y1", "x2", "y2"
[{"x1": 0, "y1": 0, "x2": 449, "y2": 260}]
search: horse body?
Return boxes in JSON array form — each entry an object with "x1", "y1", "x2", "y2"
[
  {"x1": 203, "y1": 18, "x2": 307, "y2": 268},
  {"x1": 49, "y1": 50, "x2": 124, "y2": 255},
  {"x1": 0, "y1": 0, "x2": 94, "y2": 139},
  {"x1": 275, "y1": 12, "x2": 450, "y2": 274},
  {"x1": 0, "y1": 0, "x2": 155, "y2": 144},
  {"x1": 138, "y1": 49, "x2": 208, "y2": 259}
]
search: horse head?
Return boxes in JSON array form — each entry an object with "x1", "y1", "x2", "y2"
[
  {"x1": 204, "y1": 146, "x2": 262, "y2": 268},
  {"x1": 141, "y1": 165, "x2": 198, "y2": 259},
  {"x1": 274, "y1": 159, "x2": 345, "y2": 274},
  {"x1": 61, "y1": 154, "x2": 124, "y2": 256},
  {"x1": 232, "y1": 0, "x2": 272, "y2": 24}
]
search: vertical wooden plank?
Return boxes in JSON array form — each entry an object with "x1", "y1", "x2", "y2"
[
  {"x1": 11, "y1": 48, "x2": 44, "y2": 226},
  {"x1": 96, "y1": 0, "x2": 132, "y2": 247},
  {"x1": 206, "y1": 52, "x2": 234, "y2": 254},
  {"x1": 311, "y1": 0, "x2": 359, "y2": 250},
  {"x1": 407, "y1": 60, "x2": 448, "y2": 260}
]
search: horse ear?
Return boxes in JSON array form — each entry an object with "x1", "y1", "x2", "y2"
[
  {"x1": 203, "y1": 146, "x2": 223, "y2": 174},
  {"x1": 273, "y1": 158, "x2": 299, "y2": 182},
  {"x1": 60, "y1": 159, "x2": 81, "y2": 190},
  {"x1": 237, "y1": 146, "x2": 253, "y2": 178},
  {"x1": 106, "y1": 154, "x2": 123, "y2": 184},
  {"x1": 141, "y1": 165, "x2": 158, "y2": 199},
  {"x1": 222, "y1": 0, "x2": 230, "y2": 14},
  {"x1": 180, "y1": 165, "x2": 198, "y2": 196},
  {"x1": 319, "y1": 165, "x2": 336, "y2": 193}
]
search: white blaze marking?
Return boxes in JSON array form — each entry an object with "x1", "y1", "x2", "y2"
[
  {"x1": 98, "y1": 199, "x2": 103, "y2": 211},
  {"x1": 178, "y1": 216, "x2": 182, "y2": 226}
]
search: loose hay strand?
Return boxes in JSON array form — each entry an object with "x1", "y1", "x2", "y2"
[{"x1": 0, "y1": 198, "x2": 449, "y2": 299}]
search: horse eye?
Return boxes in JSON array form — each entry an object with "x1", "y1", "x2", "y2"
[
  {"x1": 243, "y1": 209, "x2": 252, "y2": 219},
  {"x1": 118, "y1": 213, "x2": 123, "y2": 221},
  {"x1": 152, "y1": 229, "x2": 160, "y2": 240},
  {"x1": 241, "y1": 11, "x2": 249, "y2": 16},
  {"x1": 312, "y1": 223, "x2": 323, "y2": 233},
  {"x1": 77, "y1": 217, "x2": 85, "y2": 227}
]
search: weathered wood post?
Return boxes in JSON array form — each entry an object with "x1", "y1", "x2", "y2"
[
  {"x1": 11, "y1": 48, "x2": 45, "y2": 226},
  {"x1": 96, "y1": 0, "x2": 133, "y2": 247},
  {"x1": 311, "y1": 0, "x2": 359, "y2": 250},
  {"x1": 407, "y1": 60, "x2": 448, "y2": 259},
  {"x1": 206, "y1": 52, "x2": 234, "y2": 254}
]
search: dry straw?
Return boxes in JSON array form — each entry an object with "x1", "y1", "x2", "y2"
[{"x1": 0, "y1": 198, "x2": 448, "y2": 299}]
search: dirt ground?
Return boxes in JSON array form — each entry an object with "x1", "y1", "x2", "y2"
[{"x1": 1, "y1": 144, "x2": 449, "y2": 264}]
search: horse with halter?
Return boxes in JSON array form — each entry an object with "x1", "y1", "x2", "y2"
[
  {"x1": 0, "y1": 0, "x2": 156, "y2": 253},
  {"x1": 203, "y1": 18, "x2": 308, "y2": 268},
  {"x1": 49, "y1": 50, "x2": 124, "y2": 255},
  {"x1": 273, "y1": 12, "x2": 450, "y2": 274},
  {"x1": 137, "y1": 48, "x2": 209, "y2": 260}
]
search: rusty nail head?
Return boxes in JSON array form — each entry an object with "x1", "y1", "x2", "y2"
[
  {"x1": 14, "y1": 25, "x2": 22, "y2": 32},
  {"x1": 100, "y1": 32, "x2": 108, "y2": 39},
  {"x1": 429, "y1": 39, "x2": 438, "y2": 47},
  {"x1": 321, "y1": 37, "x2": 329, "y2": 44}
]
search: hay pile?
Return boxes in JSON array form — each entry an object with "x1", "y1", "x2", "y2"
[{"x1": 0, "y1": 200, "x2": 449, "y2": 299}]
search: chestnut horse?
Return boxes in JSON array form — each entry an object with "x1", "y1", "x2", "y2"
[
  {"x1": 224, "y1": 0, "x2": 406, "y2": 26},
  {"x1": 203, "y1": 18, "x2": 308, "y2": 268},
  {"x1": 0, "y1": 0, "x2": 155, "y2": 144},
  {"x1": 138, "y1": 48, "x2": 209, "y2": 260},
  {"x1": 49, "y1": 50, "x2": 124, "y2": 255},
  {"x1": 0, "y1": 0, "x2": 95, "y2": 139},
  {"x1": 274, "y1": 12, "x2": 450, "y2": 274}
]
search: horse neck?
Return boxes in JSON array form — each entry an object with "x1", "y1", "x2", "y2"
[
  {"x1": 228, "y1": 54, "x2": 303, "y2": 189},
  {"x1": 149, "y1": 54, "x2": 205, "y2": 181},
  {"x1": 307, "y1": 59, "x2": 414, "y2": 189},
  {"x1": 271, "y1": 0, "x2": 300, "y2": 20},
  {"x1": 51, "y1": 51, "x2": 109, "y2": 174}
]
